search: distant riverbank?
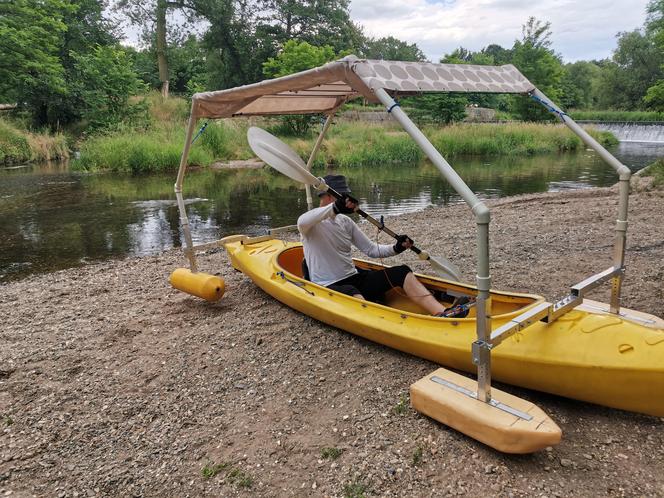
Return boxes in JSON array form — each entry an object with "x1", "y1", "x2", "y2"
[
  {"x1": 72, "y1": 119, "x2": 619, "y2": 174},
  {"x1": 0, "y1": 95, "x2": 628, "y2": 172},
  {"x1": 0, "y1": 118, "x2": 69, "y2": 165}
]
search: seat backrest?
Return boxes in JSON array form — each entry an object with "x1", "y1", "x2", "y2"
[{"x1": 301, "y1": 259, "x2": 311, "y2": 281}]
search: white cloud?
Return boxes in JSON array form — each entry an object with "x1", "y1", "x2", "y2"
[{"x1": 350, "y1": 0, "x2": 650, "y2": 62}]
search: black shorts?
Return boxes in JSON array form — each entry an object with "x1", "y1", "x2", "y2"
[{"x1": 327, "y1": 265, "x2": 412, "y2": 303}]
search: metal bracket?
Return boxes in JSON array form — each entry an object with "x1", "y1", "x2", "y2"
[
  {"x1": 471, "y1": 340, "x2": 492, "y2": 365},
  {"x1": 489, "y1": 301, "x2": 552, "y2": 347},
  {"x1": 571, "y1": 266, "x2": 624, "y2": 297},
  {"x1": 430, "y1": 376, "x2": 533, "y2": 421}
]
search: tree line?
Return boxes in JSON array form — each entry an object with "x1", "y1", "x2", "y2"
[{"x1": 1, "y1": 0, "x2": 663, "y2": 131}]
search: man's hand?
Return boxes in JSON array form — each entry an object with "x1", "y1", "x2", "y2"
[
  {"x1": 332, "y1": 194, "x2": 358, "y2": 214},
  {"x1": 393, "y1": 234, "x2": 413, "y2": 254}
]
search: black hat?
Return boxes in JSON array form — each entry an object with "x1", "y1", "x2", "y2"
[{"x1": 319, "y1": 174, "x2": 351, "y2": 196}]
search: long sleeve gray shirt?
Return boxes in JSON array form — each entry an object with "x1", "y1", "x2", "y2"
[{"x1": 297, "y1": 204, "x2": 396, "y2": 286}]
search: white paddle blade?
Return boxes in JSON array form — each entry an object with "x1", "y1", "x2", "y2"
[
  {"x1": 428, "y1": 255, "x2": 461, "y2": 282},
  {"x1": 247, "y1": 127, "x2": 322, "y2": 187}
]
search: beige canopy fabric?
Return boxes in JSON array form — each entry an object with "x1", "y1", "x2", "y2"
[{"x1": 190, "y1": 56, "x2": 535, "y2": 120}]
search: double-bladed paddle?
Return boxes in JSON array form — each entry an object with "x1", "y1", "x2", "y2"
[{"x1": 247, "y1": 126, "x2": 462, "y2": 282}]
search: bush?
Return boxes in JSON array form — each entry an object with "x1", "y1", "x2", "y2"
[
  {"x1": 0, "y1": 119, "x2": 31, "y2": 163},
  {"x1": 641, "y1": 159, "x2": 664, "y2": 186},
  {"x1": 0, "y1": 118, "x2": 69, "y2": 163},
  {"x1": 73, "y1": 131, "x2": 213, "y2": 174}
]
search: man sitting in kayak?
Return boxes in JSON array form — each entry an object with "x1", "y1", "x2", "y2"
[{"x1": 297, "y1": 174, "x2": 453, "y2": 317}]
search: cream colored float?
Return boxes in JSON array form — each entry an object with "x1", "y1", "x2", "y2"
[{"x1": 411, "y1": 368, "x2": 561, "y2": 454}]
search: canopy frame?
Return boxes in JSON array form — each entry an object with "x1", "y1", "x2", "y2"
[{"x1": 174, "y1": 56, "x2": 631, "y2": 406}]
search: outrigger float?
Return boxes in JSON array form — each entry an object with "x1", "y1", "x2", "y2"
[{"x1": 171, "y1": 56, "x2": 664, "y2": 453}]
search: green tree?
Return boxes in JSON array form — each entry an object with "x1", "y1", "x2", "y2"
[
  {"x1": 560, "y1": 61, "x2": 603, "y2": 109},
  {"x1": 259, "y1": 0, "x2": 363, "y2": 53},
  {"x1": 644, "y1": 0, "x2": 664, "y2": 110},
  {"x1": 70, "y1": 46, "x2": 149, "y2": 131},
  {"x1": 262, "y1": 39, "x2": 336, "y2": 77},
  {"x1": 129, "y1": 35, "x2": 208, "y2": 95},
  {"x1": 262, "y1": 40, "x2": 337, "y2": 134},
  {"x1": 49, "y1": 0, "x2": 121, "y2": 126},
  {"x1": 116, "y1": 0, "x2": 205, "y2": 97},
  {"x1": 510, "y1": 17, "x2": 564, "y2": 120},
  {"x1": 481, "y1": 44, "x2": 512, "y2": 65},
  {"x1": 360, "y1": 36, "x2": 426, "y2": 61},
  {"x1": 403, "y1": 94, "x2": 467, "y2": 124},
  {"x1": 0, "y1": 0, "x2": 71, "y2": 124},
  {"x1": 201, "y1": 0, "x2": 280, "y2": 89},
  {"x1": 597, "y1": 29, "x2": 663, "y2": 109}
]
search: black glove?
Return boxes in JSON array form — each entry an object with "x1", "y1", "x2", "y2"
[
  {"x1": 393, "y1": 234, "x2": 412, "y2": 254},
  {"x1": 332, "y1": 194, "x2": 356, "y2": 214}
]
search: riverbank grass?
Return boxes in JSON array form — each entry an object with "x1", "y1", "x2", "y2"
[
  {"x1": 73, "y1": 120, "x2": 252, "y2": 174},
  {"x1": 0, "y1": 118, "x2": 69, "y2": 164},
  {"x1": 73, "y1": 96, "x2": 619, "y2": 173},
  {"x1": 570, "y1": 110, "x2": 664, "y2": 122},
  {"x1": 642, "y1": 159, "x2": 664, "y2": 187}
]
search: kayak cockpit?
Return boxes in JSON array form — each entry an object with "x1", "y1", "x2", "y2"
[{"x1": 276, "y1": 245, "x2": 541, "y2": 318}]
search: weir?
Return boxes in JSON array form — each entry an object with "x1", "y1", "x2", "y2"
[{"x1": 580, "y1": 121, "x2": 664, "y2": 143}]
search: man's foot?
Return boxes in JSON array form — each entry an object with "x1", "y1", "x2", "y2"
[{"x1": 433, "y1": 297, "x2": 473, "y2": 318}]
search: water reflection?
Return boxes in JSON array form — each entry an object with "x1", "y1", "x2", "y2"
[{"x1": 1, "y1": 142, "x2": 662, "y2": 282}]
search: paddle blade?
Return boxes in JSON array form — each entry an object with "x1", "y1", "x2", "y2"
[
  {"x1": 247, "y1": 127, "x2": 320, "y2": 187},
  {"x1": 427, "y1": 253, "x2": 461, "y2": 282}
]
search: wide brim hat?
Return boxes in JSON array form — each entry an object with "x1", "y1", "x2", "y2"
[{"x1": 319, "y1": 174, "x2": 351, "y2": 196}]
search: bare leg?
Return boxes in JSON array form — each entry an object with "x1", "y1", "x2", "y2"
[{"x1": 402, "y1": 272, "x2": 446, "y2": 315}]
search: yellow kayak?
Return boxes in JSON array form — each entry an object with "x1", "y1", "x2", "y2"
[{"x1": 224, "y1": 237, "x2": 664, "y2": 417}]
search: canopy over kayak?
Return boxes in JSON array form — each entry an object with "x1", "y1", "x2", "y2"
[
  {"x1": 189, "y1": 56, "x2": 536, "y2": 119},
  {"x1": 175, "y1": 55, "x2": 637, "y2": 431}
]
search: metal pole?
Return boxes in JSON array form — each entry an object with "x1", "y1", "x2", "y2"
[
  {"x1": 373, "y1": 87, "x2": 493, "y2": 402},
  {"x1": 174, "y1": 109, "x2": 199, "y2": 272},
  {"x1": 531, "y1": 89, "x2": 630, "y2": 314},
  {"x1": 304, "y1": 114, "x2": 334, "y2": 209}
]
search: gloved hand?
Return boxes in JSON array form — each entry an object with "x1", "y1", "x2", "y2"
[
  {"x1": 393, "y1": 234, "x2": 413, "y2": 254},
  {"x1": 332, "y1": 194, "x2": 357, "y2": 215}
]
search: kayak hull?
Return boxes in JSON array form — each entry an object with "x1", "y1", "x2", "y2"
[{"x1": 225, "y1": 238, "x2": 664, "y2": 417}]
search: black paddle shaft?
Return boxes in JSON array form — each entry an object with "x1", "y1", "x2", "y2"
[{"x1": 325, "y1": 186, "x2": 425, "y2": 257}]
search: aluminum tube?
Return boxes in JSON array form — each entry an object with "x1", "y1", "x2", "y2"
[
  {"x1": 176, "y1": 109, "x2": 197, "y2": 190},
  {"x1": 374, "y1": 87, "x2": 494, "y2": 402},
  {"x1": 305, "y1": 114, "x2": 334, "y2": 209},
  {"x1": 373, "y1": 88, "x2": 489, "y2": 222},
  {"x1": 530, "y1": 89, "x2": 631, "y2": 177},
  {"x1": 475, "y1": 222, "x2": 492, "y2": 402},
  {"x1": 531, "y1": 88, "x2": 630, "y2": 314},
  {"x1": 174, "y1": 110, "x2": 199, "y2": 271}
]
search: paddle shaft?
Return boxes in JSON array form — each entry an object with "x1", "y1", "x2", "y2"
[{"x1": 324, "y1": 186, "x2": 428, "y2": 258}]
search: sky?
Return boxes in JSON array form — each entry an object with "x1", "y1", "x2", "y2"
[{"x1": 350, "y1": 0, "x2": 652, "y2": 62}]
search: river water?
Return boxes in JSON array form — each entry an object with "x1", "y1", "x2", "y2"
[{"x1": 1, "y1": 141, "x2": 662, "y2": 282}]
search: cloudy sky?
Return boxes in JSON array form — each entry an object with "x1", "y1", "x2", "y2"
[{"x1": 350, "y1": 0, "x2": 651, "y2": 62}]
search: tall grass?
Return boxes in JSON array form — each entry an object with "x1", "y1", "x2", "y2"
[
  {"x1": 0, "y1": 118, "x2": 69, "y2": 164},
  {"x1": 73, "y1": 119, "x2": 253, "y2": 173},
  {"x1": 0, "y1": 119, "x2": 31, "y2": 163},
  {"x1": 73, "y1": 98, "x2": 621, "y2": 173},
  {"x1": 570, "y1": 110, "x2": 664, "y2": 122},
  {"x1": 74, "y1": 127, "x2": 212, "y2": 174},
  {"x1": 641, "y1": 159, "x2": 664, "y2": 187},
  {"x1": 424, "y1": 122, "x2": 617, "y2": 156}
]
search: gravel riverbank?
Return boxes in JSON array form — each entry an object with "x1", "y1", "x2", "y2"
[{"x1": 1, "y1": 178, "x2": 663, "y2": 497}]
